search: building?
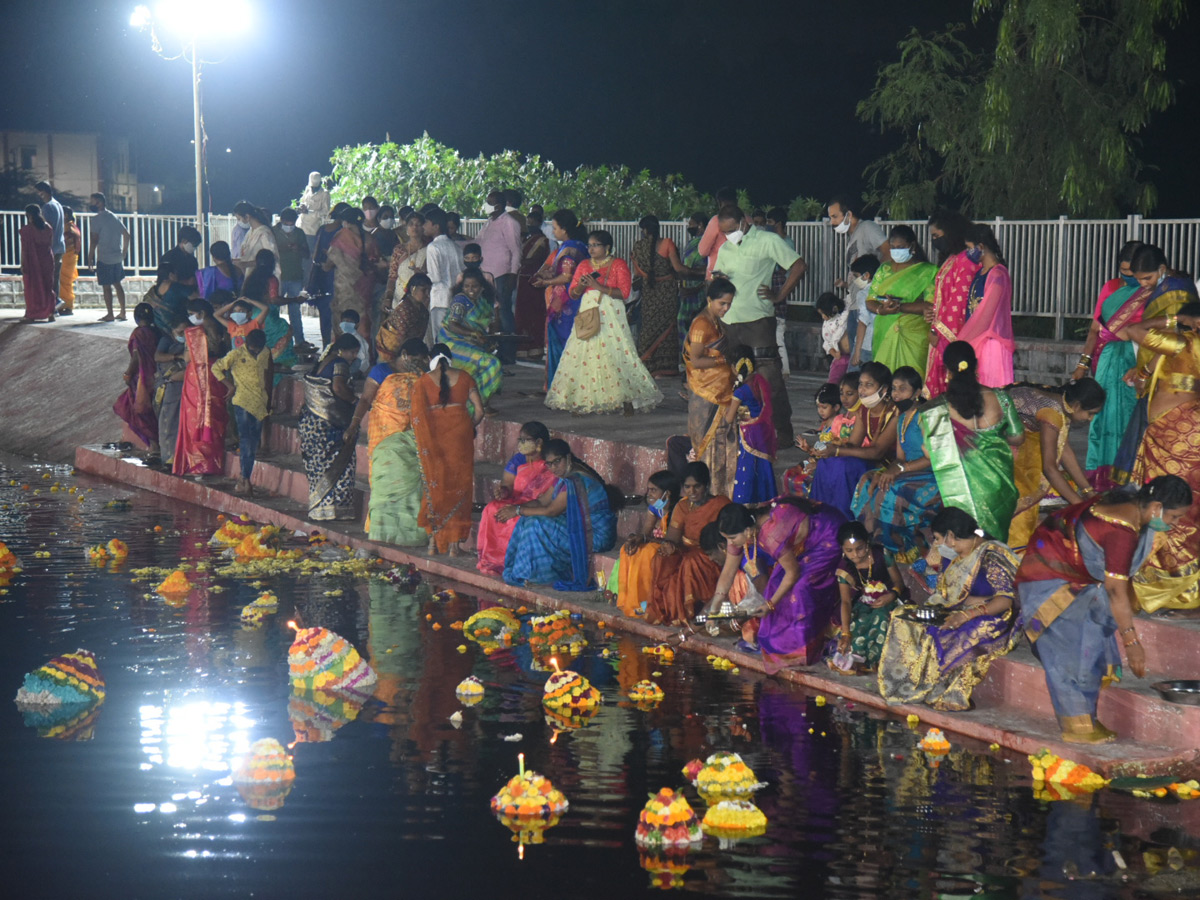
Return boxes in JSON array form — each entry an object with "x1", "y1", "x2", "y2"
[{"x1": 0, "y1": 130, "x2": 160, "y2": 212}]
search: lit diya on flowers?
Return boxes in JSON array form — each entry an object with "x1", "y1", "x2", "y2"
[
  {"x1": 701, "y1": 799, "x2": 768, "y2": 846},
  {"x1": 233, "y1": 738, "x2": 296, "y2": 811},
  {"x1": 542, "y1": 657, "x2": 601, "y2": 712},
  {"x1": 685, "y1": 751, "x2": 767, "y2": 799},
  {"x1": 287, "y1": 622, "x2": 377, "y2": 699},
  {"x1": 14, "y1": 649, "x2": 106, "y2": 709},
  {"x1": 628, "y1": 680, "x2": 665, "y2": 706},
  {"x1": 635, "y1": 788, "x2": 702, "y2": 849},
  {"x1": 490, "y1": 753, "x2": 569, "y2": 858},
  {"x1": 455, "y1": 675, "x2": 485, "y2": 706}
]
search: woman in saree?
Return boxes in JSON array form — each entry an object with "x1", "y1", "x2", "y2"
[
  {"x1": 614, "y1": 470, "x2": 680, "y2": 618},
  {"x1": 1016, "y1": 476, "x2": 1191, "y2": 743},
  {"x1": 919, "y1": 341, "x2": 1024, "y2": 540},
  {"x1": 830, "y1": 521, "x2": 905, "y2": 673},
  {"x1": 514, "y1": 213, "x2": 551, "y2": 358},
  {"x1": 476, "y1": 421, "x2": 558, "y2": 575},
  {"x1": 412, "y1": 342, "x2": 485, "y2": 556},
  {"x1": 958, "y1": 224, "x2": 1016, "y2": 388},
  {"x1": 705, "y1": 497, "x2": 846, "y2": 667},
  {"x1": 684, "y1": 278, "x2": 738, "y2": 497},
  {"x1": 923, "y1": 210, "x2": 979, "y2": 398},
  {"x1": 438, "y1": 267, "x2": 501, "y2": 406},
  {"x1": 1119, "y1": 304, "x2": 1200, "y2": 611},
  {"x1": 726, "y1": 349, "x2": 777, "y2": 504},
  {"x1": 852, "y1": 366, "x2": 940, "y2": 563},
  {"x1": 1074, "y1": 240, "x2": 1144, "y2": 483},
  {"x1": 173, "y1": 309, "x2": 229, "y2": 476},
  {"x1": 242, "y1": 249, "x2": 297, "y2": 370},
  {"x1": 377, "y1": 273, "x2": 431, "y2": 365},
  {"x1": 304, "y1": 202, "x2": 350, "y2": 347},
  {"x1": 345, "y1": 339, "x2": 428, "y2": 546},
  {"x1": 877, "y1": 506, "x2": 1021, "y2": 710},
  {"x1": 867, "y1": 225, "x2": 936, "y2": 376},
  {"x1": 385, "y1": 213, "x2": 428, "y2": 304},
  {"x1": 113, "y1": 303, "x2": 163, "y2": 459},
  {"x1": 1007, "y1": 380, "x2": 1106, "y2": 551},
  {"x1": 545, "y1": 229, "x2": 662, "y2": 415},
  {"x1": 808, "y1": 361, "x2": 899, "y2": 519},
  {"x1": 197, "y1": 240, "x2": 243, "y2": 299},
  {"x1": 19, "y1": 204, "x2": 55, "y2": 323},
  {"x1": 644, "y1": 462, "x2": 732, "y2": 626},
  {"x1": 537, "y1": 210, "x2": 588, "y2": 387},
  {"x1": 500, "y1": 440, "x2": 617, "y2": 590},
  {"x1": 58, "y1": 207, "x2": 80, "y2": 313},
  {"x1": 631, "y1": 215, "x2": 686, "y2": 377},
  {"x1": 326, "y1": 206, "x2": 379, "y2": 340},
  {"x1": 675, "y1": 213, "x2": 709, "y2": 367},
  {"x1": 300, "y1": 334, "x2": 361, "y2": 521}
]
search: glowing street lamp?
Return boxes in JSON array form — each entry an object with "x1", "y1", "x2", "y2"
[{"x1": 129, "y1": 1, "x2": 252, "y2": 258}]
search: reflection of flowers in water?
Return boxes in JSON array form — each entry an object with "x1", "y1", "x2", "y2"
[
  {"x1": 232, "y1": 738, "x2": 295, "y2": 811},
  {"x1": 639, "y1": 850, "x2": 692, "y2": 890},
  {"x1": 19, "y1": 702, "x2": 102, "y2": 740},
  {"x1": 288, "y1": 690, "x2": 365, "y2": 743}
]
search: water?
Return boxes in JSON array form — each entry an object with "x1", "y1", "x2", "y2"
[{"x1": 1, "y1": 458, "x2": 1198, "y2": 899}]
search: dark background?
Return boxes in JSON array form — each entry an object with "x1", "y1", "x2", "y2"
[{"x1": 5, "y1": 0, "x2": 1199, "y2": 216}]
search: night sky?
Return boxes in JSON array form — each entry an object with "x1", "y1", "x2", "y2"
[{"x1": 6, "y1": 0, "x2": 1200, "y2": 216}]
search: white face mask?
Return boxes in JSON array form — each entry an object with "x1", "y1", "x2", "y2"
[
  {"x1": 340, "y1": 322, "x2": 357, "y2": 334},
  {"x1": 188, "y1": 314, "x2": 203, "y2": 325},
  {"x1": 859, "y1": 389, "x2": 883, "y2": 409},
  {"x1": 834, "y1": 218, "x2": 851, "y2": 235},
  {"x1": 724, "y1": 229, "x2": 744, "y2": 246},
  {"x1": 231, "y1": 311, "x2": 249, "y2": 325},
  {"x1": 852, "y1": 275, "x2": 871, "y2": 290},
  {"x1": 483, "y1": 202, "x2": 496, "y2": 215},
  {"x1": 891, "y1": 247, "x2": 913, "y2": 264},
  {"x1": 938, "y1": 542, "x2": 958, "y2": 559},
  {"x1": 379, "y1": 218, "x2": 395, "y2": 229},
  {"x1": 280, "y1": 224, "x2": 294, "y2": 233},
  {"x1": 182, "y1": 242, "x2": 195, "y2": 254}
]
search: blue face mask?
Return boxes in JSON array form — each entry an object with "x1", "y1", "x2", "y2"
[
  {"x1": 648, "y1": 496, "x2": 667, "y2": 517},
  {"x1": 230, "y1": 311, "x2": 248, "y2": 324},
  {"x1": 965, "y1": 247, "x2": 983, "y2": 263},
  {"x1": 1121, "y1": 274, "x2": 1138, "y2": 287},
  {"x1": 340, "y1": 322, "x2": 357, "y2": 334},
  {"x1": 890, "y1": 247, "x2": 912, "y2": 264},
  {"x1": 1149, "y1": 515, "x2": 1172, "y2": 532}
]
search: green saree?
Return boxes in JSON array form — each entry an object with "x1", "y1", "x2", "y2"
[
  {"x1": 869, "y1": 262, "x2": 937, "y2": 376},
  {"x1": 919, "y1": 391, "x2": 1022, "y2": 541},
  {"x1": 368, "y1": 430, "x2": 426, "y2": 545}
]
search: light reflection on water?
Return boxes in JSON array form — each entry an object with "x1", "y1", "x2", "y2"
[{"x1": 0, "y1": 458, "x2": 1197, "y2": 898}]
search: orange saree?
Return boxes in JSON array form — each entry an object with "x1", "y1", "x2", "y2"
[{"x1": 412, "y1": 371, "x2": 478, "y2": 553}]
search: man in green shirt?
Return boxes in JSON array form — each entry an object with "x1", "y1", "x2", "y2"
[{"x1": 713, "y1": 205, "x2": 806, "y2": 443}]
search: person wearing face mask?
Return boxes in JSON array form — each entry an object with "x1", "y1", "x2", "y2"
[
  {"x1": 154, "y1": 317, "x2": 190, "y2": 466},
  {"x1": 877, "y1": 506, "x2": 1021, "y2": 711},
  {"x1": 174, "y1": 297, "x2": 230, "y2": 477},
  {"x1": 922, "y1": 210, "x2": 979, "y2": 398},
  {"x1": 808, "y1": 361, "x2": 899, "y2": 519},
  {"x1": 1110, "y1": 302, "x2": 1200, "y2": 611},
  {"x1": 272, "y1": 208, "x2": 311, "y2": 347},
  {"x1": 214, "y1": 295, "x2": 268, "y2": 350},
  {"x1": 613, "y1": 469, "x2": 681, "y2": 617},
  {"x1": 866, "y1": 225, "x2": 936, "y2": 377},
  {"x1": 847, "y1": 254, "x2": 880, "y2": 370},
  {"x1": 211, "y1": 328, "x2": 274, "y2": 496},
  {"x1": 919, "y1": 341, "x2": 1024, "y2": 542},
  {"x1": 675, "y1": 212, "x2": 711, "y2": 366},
  {"x1": 957, "y1": 223, "x2": 1015, "y2": 388},
  {"x1": 1074, "y1": 240, "x2": 1146, "y2": 483},
  {"x1": 297, "y1": 172, "x2": 331, "y2": 237},
  {"x1": 373, "y1": 205, "x2": 401, "y2": 260},
  {"x1": 851, "y1": 367, "x2": 941, "y2": 563},
  {"x1": 827, "y1": 194, "x2": 890, "y2": 290},
  {"x1": 476, "y1": 421, "x2": 559, "y2": 575},
  {"x1": 159, "y1": 225, "x2": 201, "y2": 288},
  {"x1": 1006, "y1": 378, "x2": 1107, "y2": 552},
  {"x1": 1016, "y1": 475, "x2": 1193, "y2": 743},
  {"x1": 338, "y1": 309, "x2": 371, "y2": 375},
  {"x1": 233, "y1": 202, "x2": 281, "y2": 280},
  {"x1": 712, "y1": 205, "x2": 805, "y2": 444},
  {"x1": 326, "y1": 206, "x2": 380, "y2": 343}
]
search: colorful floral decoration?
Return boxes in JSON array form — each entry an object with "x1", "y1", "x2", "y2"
[
  {"x1": 15, "y1": 649, "x2": 106, "y2": 709},
  {"x1": 456, "y1": 676, "x2": 485, "y2": 706},
  {"x1": 542, "y1": 668, "x2": 601, "y2": 712},
  {"x1": 490, "y1": 766, "x2": 569, "y2": 854},
  {"x1": 628, "y1": 680, "x2": 665, "y2": 706},
  {"x1": 211, "y1": 518, "x2": 257, "y2": 546},
  {"x1": 681, "y1": 759, "x2": 705, "y2": 784},
  {"x1": 642, "y1": 643, "x2": 675, "y2": 663},
  {"x1": 381, "y1": 564, "x2": 422, "y2": 590},
  {"x1": 288, "y1": 625, "x2": 377, "y2": 698},
  {"x1": 0, "y1": 541, "x2": 20, "y2": 574},
  {"x1": 106, "y1": 538, "x2": 129, "y2": 559},
  {"x1": 233, "y1": 738, "x2": 296, "y2": 811},
  {"x1": 917, "y1": 728, "x2": 951, "y2": 753},
  {"x1": 462, "y1": 607, "x2": 521, "y2": 652},
  {"x1": 1028, "y1": 749, "x2": 1108, "y2": 795},
  {"x1": 691, "y1": 752, "x2": 766, "y2": 799},
  {"x1": 239, "y1": 591, "x2": 279, "y2": 627},
  {"x1": 528, "y1": 611, "x2": 586, "y2": 661},
  {"x1": 88, "y1": 544, "x2": 110, "y2": 561},
  {"x1": 155, "y1": 569, "x2": 192, "y2": 595},
  {"x1": 701, "y1": 799, "x2": 768, "y2": 846},
  {"x1": 635, "y1": 788, "x2": 703, "y2": 849},
  {"x1": 234, "y1": 526, "x2": 304, "y2": 562}
]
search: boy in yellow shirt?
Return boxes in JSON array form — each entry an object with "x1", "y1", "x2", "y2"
[{"x1": 212, "y1": 329, "x2": 273, "y2": 495}]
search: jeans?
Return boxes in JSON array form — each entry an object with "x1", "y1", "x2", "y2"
[
  {"x1": 722, "y1": 316, "x2": 794, "y2": 445},
  {"x1": 493, "y1": 273, "x2": 516, "y2": 364},
  {"x1": 280, "y1": 280, "x2": 305, "y2": 343},
  {"x1": 309, "y1": 294, "x2": 332, "y2": 346},
  {"x1": 233, "y1": 406, "x2": 263, "y2": 480}
]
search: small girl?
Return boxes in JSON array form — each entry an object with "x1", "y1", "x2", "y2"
[
  {"x1": 784, "y1": 382, "x2": 841, "y2": 495},
  {"x1": 817, "y1": 292, "x2": 850, "y2": 385},
  {"x1": 725, "y1": 347, "x2": 777, "y2": 504},
  {"x1": 830, "y1": 521, "x2": 903, "y2": 673},
  {"x1": 614, "y1": 470, "x2": 681, "y2": 617}
]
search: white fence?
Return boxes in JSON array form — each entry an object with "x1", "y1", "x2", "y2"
[{"x1": 4, "y1": 210, "x2": 1198, "y2": 339}]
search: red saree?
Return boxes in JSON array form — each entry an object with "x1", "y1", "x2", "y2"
[
  {"x1": 925, "y1": 252, "x2": 981, "y2": 398},
  {"x1": 412, "y1": 371, "x2": 478, "y2": 553},
  {"x1": 475, "y1": 458, "x2": 558, "y2": 575},
  {"x1": 173, "y1": 326, "x2": 228, "y2": 475},
  {"x1": 515, "y1": 232, "x2": 550, "y2": 352},
  {"x1": 113, "y1": 325, "x2": 161, "y2": 449}
]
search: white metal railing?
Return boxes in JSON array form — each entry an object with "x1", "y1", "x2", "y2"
[{"x1": 3, "y1": 210, "x2": 1197, "y2": 339}]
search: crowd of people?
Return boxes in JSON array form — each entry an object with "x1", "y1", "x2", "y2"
[{"x1": 24, "y1": 172, "x2": 1195, "y2": 747}]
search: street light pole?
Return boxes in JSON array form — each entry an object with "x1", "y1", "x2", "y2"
[{"x1": 191, "y1": 41, "x2": 206, "y2": 262}]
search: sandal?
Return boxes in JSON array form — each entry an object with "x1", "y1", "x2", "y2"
[
  {"x1": 99, "y1": 314, "x2": 116, "y2": 322},
  {"x1": 114, "y1": 313, "x2": 127, "y2": 321}
]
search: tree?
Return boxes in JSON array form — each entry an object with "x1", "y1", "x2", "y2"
[{"x1": 858, "y1": 0, "x2": 1183, "y2": 218}]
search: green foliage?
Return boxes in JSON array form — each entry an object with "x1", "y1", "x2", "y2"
[
  {"x1": 321, "y1": 134, "x2": 709, "y2": 221},
  {"x1": 859, "y1": 0, "x2": 1183, "y2": 218}
]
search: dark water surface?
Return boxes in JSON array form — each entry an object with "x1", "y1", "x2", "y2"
[{"x1": 1, "y1": 459, "x2": 1198, "y2": 899}]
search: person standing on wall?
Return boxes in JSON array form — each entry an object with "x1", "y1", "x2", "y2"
[
  {"x1": 35, "y1": 181, "x2": 64, "y2": 310},
  {"x1": 712, "y1": 205, "x2": 805, "y2": 445},
  {"x1": 475, "y1": 188, "x2": 522, "y2": 365},
  {"x1": 828, "y1": 194, "x2": 890, "y2": 367},
  {"x1": 87, "y1": 192, "x2": 130, "y2": 322}
]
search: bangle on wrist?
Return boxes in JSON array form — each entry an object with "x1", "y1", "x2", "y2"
[
  {"x1": 1120, "y1": 625, "x2": 1137, "y2": 635},
  {"x1": 1124, "y1": 638, "x2": 1141, "y2": 648}
]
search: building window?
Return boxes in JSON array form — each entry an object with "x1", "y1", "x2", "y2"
[{"x1": 19, "y1": 147, "x2": 36, "y2": 170}]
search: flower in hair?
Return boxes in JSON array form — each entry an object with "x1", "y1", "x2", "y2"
[{"x1": 957, "y1": 360, "x2": 969, "y2": 372}]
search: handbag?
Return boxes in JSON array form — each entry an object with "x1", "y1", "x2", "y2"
[{"x1": 574, "y1": 265, "x2": 607, "y2": 340}]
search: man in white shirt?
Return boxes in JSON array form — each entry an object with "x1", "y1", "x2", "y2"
[
  {"x1": 828, "y1": 194, "x2": 890, "y2": 373},
  {"x1": 422, "y1": 207, "x2": 464, "y2": 344}
]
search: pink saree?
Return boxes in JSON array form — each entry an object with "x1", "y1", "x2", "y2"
[
  {"x1": 959, "y1": 264, "x2": 1015, "y2": 388},
  {"x1": 113, "y1": 325, "x2": 161, "y2": 449},
  {"x1": 476, "y1": 458, "x2": 559, "y2": 575},
  {"x1": 173, "y1": 326, "x2": 229, "y2": 475},
  {"x1": 925, "y1": 252, "x2": 981, "y2": 398}
]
